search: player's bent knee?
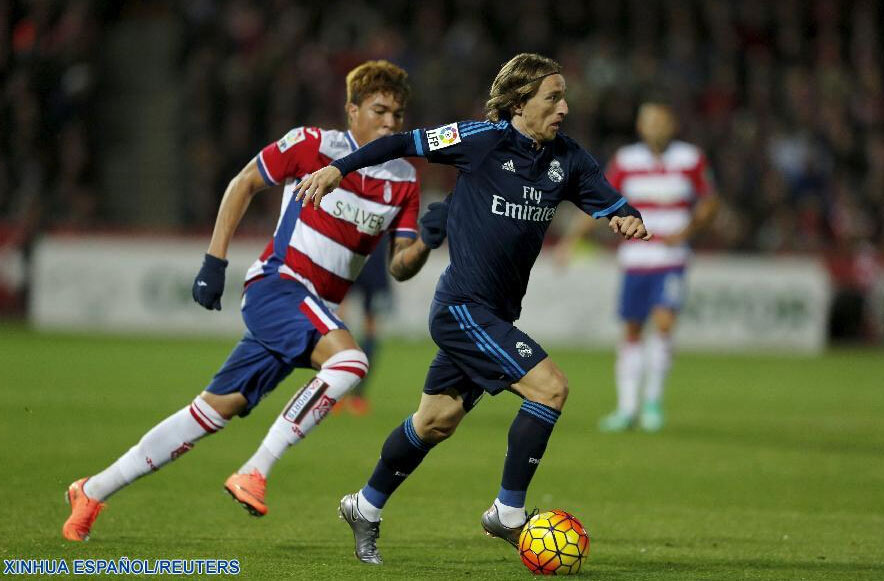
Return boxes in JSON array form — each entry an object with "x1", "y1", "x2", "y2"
[
  {"x1": 322, "y1": 348, "x2": 370, "y2": 372},
  {"x1": 422, "y1": 419, "x2": 459, "y2": 443},
  {"x1": 199, "y1": 391, "x2": 247, "y2": 420},
  {"x1": 652, "y1": 309, "x2": 677, "y2": 334},
  {"x1": 413, "y1": 410, "x2": 463, "y2": 444},
  {"x1": 523, "y1": 366, "x2": 569, "y2": 410},
  {"x1": 543, "y1": 372, "x2": 569, "y2": 409},
  {"x1": 319, "y1": 349, "x2": 369, "y2": 398}
]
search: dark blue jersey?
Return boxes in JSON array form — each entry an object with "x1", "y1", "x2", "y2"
[{"x1": 332, "y1": 120, "x2": 626, "y2": 321}]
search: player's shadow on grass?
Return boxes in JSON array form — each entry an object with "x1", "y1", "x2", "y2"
[{"x1": 666, "y1": 423, "x2": 884, "y2": 459}]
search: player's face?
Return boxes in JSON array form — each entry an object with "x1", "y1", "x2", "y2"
[
  {"x1": 637, "y1": 104, "x2": 677, "y2": 150},
  {"x1": 517, "y1": 74, "x2": 568, "y2": 143},
  {"x1": 347, "y1": 92, "x2": 406, "y2": 146}
]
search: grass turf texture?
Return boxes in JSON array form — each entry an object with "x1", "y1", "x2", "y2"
[{"x1": 1, "y1": 325, "x2": 882, "y2": 580}]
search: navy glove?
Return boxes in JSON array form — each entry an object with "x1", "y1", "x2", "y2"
[
  {"x1": 192, "y1": 253, "x2": 228, "y2": 311},
  {"x1": 419, "y1": 194, "x2": 452, "y2": 249}
]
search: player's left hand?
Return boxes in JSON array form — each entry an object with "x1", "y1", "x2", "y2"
[
  {"x1": 419, "y1": 193, "x2": 452, "y2": 249},
  {"x1": 192, "y1": 253, "x2": 228, "y2": 311},
  {"x1": 609, "y1": 216, "x2": 652, "y2": 241},
  {"x1": 294, "y1": 165, "x2": 343, "y2": 209}
]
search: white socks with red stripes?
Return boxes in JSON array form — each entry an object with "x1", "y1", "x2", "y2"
[
  {"x1": 239, "y1": 349, "x2": 369, "y2": 477},
  {"x1": 645, "y1": 332, "x2": 673, "y2": 405},
  {"x1": 83, "y1": 397, "x2": 228, "y2": 501},
  {"x1": 615, "y1": 340, "x2": 644, "y2": 417}
]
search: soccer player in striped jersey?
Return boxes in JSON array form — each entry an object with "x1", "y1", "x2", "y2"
[
  {"x1": 557, "y1": 99, "x2": 719, "y2": 432},
  {"x1": 62, "y1": 61, "x2": 447, "y2": 541},
  {"x1": 295, "y1": 53, "x2": 651, "y2": 564}
]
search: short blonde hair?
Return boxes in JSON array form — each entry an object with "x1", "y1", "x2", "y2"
[
  {"x1": 485, "y1": 53, "x2": 561, "y2": 122},
  {"x1": 346, "y1": 60, "x2": 411, "y2": 106}
]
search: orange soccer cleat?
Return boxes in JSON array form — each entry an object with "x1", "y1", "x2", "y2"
[
  {"x1": 224, "y1": 470, "x2": 268, "y2": 516},
  {"x1": 345, "y1": 395, "x2": 372, "y2": 416},
  {"x1": 62, "y1": 478, "x2": 105, "y2": 541}
]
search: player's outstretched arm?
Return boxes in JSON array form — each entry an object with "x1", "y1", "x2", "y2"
[
  {"x1": 388, "y1": 237, "x2": 431, "y2": 282},
  {"x1": 295, "y1": 132, "x2": 417, "y2": 208},
  {"x1": 193, "y1": 158, "x2": 268, "y2": 311},
  {"x1": 388, "y1": 195, "x2": 451, "y2": 281},
  {"x1": 207, "y1": 158, "x2": 268, "y2": 260}
]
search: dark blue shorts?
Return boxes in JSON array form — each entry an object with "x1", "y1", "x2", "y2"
[
  {"x1": 205, "y1": 276, "x2": 347, "y2": 416},
  {"x1": 619, "y1": 268, "x2": 686, "y2": 323},
  {"x1": 423, "y1": 300, "x2": 547, "y2": 411},
  {"x1": 350, "y1": 284, "x2": 392, "y2": 315}
]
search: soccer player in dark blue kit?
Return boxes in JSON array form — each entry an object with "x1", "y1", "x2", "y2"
[{"x1": 296, "y1": 53, "x2": 651, "y2": 564}]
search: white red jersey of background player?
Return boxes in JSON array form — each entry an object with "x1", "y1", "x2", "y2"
[{"x1": 606, "y1": 141, "x2": 714, "y2": 272}]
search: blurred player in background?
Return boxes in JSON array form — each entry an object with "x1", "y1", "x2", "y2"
[
  {"x1": 295, "y1": 52, "x2": 651, "y2": 565},
  {"x1": 557, "y1": 99, "x2": 719, "y2": 432},
  {"x1": 335, "y1": 237, "x2": 393, "y2": 415},
  {"x1": 62, "y1": 60, "x2": 450, "y2": 541}
]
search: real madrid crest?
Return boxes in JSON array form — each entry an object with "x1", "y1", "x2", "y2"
[
  {"x1": 383, "y1": 181, "x2": 392, "y2": 203},
  {"x1": 547, "y1": 159, "x2": 564, "y2": 183},
  {"x1": 516, "y1": 341, "x2": 533, "y2": 358}
]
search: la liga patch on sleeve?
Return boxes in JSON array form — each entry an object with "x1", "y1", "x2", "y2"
[
  {"x1": 426, "y1": 123, "x2": 461, "y2": 151},
  {"x1": 277, "y1": 127, "x2": 305, "y2": 152}
]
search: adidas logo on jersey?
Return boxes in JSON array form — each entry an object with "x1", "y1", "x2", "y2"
[{"x1": 502, "y1": 159, "x2": 515, "y2": 172}]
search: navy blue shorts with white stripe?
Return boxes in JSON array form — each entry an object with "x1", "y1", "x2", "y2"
[
  {"x1": 205, "y1": 275, "x2": 347, "y2": 416},
  {"x1": 423, "y1": 300, "x2": 547, "y2": 410}
]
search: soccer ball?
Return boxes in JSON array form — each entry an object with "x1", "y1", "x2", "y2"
[{"x1": 518, "y1": 509, "x2": 590, "y2": 575}]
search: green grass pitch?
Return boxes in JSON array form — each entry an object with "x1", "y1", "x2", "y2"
[{"x1": 1, "y1": 325, "x2": 882, "y2": 580}]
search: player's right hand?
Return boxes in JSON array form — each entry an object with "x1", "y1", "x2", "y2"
[
  {"x1": 294, "y1": 165, "x2": 343, "y2": 209},
  {"x1": 192, "y1": 253, "x2": 228, "y2": 311},
  {"x1": 419, "y1": 193, "x2": 452, "y2": 249},
  {"x1": 609, "y1": 216, "x2": 652, "y2": 241}
]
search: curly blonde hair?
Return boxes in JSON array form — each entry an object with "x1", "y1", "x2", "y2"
[
  {"x1": 346, "y1": 60, "x2": 411, "y2": 106},
  {"x1": 485, "y1": 53, "x2": 561, "y2": 122}
]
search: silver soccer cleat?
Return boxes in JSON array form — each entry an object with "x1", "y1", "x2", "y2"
[
  {"x1": 480, "y1": 503, "x2": 530, "y2": 549},
  {"x1": 339, "y1": 493, "x2": 383, "y2": 565}
]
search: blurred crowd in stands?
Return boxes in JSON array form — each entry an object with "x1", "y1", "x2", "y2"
[
  {"x1": 0, "y1": 1, "x2": 110, "y2": 232},
  {"x1": 3, "y1": 0, "x2": 883, "y2": 254}
]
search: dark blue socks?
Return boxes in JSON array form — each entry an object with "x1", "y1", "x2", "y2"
[
  {"x1": 498, "y1": 400, "x2": 560, "y2": 507},
  {"x1": 361, "y1": 415, "x2": 434, "y2": 508}
]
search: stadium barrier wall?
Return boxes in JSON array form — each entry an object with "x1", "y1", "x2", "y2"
[{"x1": 30, "y1": 235, "x2": 832, "y2": 353}]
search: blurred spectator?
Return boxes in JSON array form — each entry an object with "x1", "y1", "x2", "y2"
[{"x1": 1, "y1": 0, "x2": 107, "y2": 230}]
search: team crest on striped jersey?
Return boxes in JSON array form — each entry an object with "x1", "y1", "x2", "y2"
[
  {"x1": 426, "y1": 123, "x2": 461, "y2": 151},
  {"x1": 383, "y1": 180, "x2": 392, "y2": 203}
]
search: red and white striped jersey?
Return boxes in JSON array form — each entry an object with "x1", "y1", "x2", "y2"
[
  {"x1": 606, "y1": 141, "x2": 713, "y2": 272},
  {"x1": 247, "y1": 127, "x2": 420, "y2": 309}
]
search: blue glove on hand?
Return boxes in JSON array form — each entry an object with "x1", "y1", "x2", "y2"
[
  {"x1": 192, "y1": 253, "x2": 228, "y2": 311},
  {"x1": 419, "y1": 194, "x2": 452, "y2": 249}
]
